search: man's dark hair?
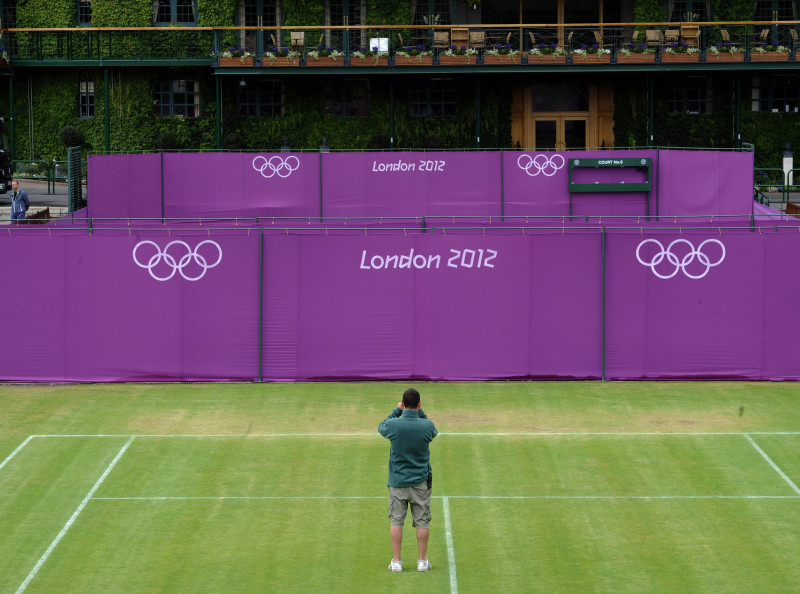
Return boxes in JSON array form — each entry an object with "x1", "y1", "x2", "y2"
[{"x1": 402, "y1": 388, "x2": 420, "y2": 409}]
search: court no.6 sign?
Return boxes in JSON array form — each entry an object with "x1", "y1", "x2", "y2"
[{"x1": 360, "y1": 248, "x2": 497, "y2": 270}]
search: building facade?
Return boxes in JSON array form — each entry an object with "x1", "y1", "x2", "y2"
[{"x1": 0, "y1": 0, "x2": 797, "y2": 171}]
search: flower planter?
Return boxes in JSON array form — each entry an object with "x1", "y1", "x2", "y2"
[
  {"x1": 305, "y1": 58, "x2": 344, "y2": 67},
  {"x1": 660, "y1": 52, "x2": 701, "y2": 63},
  {"x1": 438, "y1": 54, "x2": 477, "y2": 65},
  {"x1": 572, "y1": 53, "x2": 612, "y2": 64},
  {"x1": 707, "y1": 52, "x2": 744, "y2": 62},
  {"x1": 482, "y1": 54, "x2": 522, "y2": 65},
  {"x1": 218, "y1": 56, "x2": 254, "y2": 67},
  {"x1": 262, "y1": 57, "x2": 301, "y2": 67},
  {"x1": 527, "y1": 54, "x2": 568, "y2": 65},
  {"x1": 350, "y1": 56, "x2": 390, "y2": 67},
  {"x1": 749, "y1": 52, "x2": 790, "y2": 62},
  {"x1": 394, "y1": 55, "x2": 434, "y2": 66},
  {"x1": 616, "y1": 53, "x2": 657, "y2": 63}
]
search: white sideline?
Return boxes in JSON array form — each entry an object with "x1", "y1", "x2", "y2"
[
  {"x1": 28, "y1": 431, "x2": 800, "y2": 438},
  {"x1": 745, "y1": 434, "x2": 800, "y2": 495},
  {"x1": 15, "y1": 436, "x2": 135, "y2": 594},
  {"x1": 443, "y1": 497, "x2": 458, "y2": 594},
  {"x1": 0, "y1": 436, "x2": 34, "y2": 471}
]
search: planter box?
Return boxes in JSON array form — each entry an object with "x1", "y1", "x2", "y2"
[
  {"x1": 572, "y1": 53, "x2": 612, "y2": 64},
  {"x1": 660, "y1": 52, "x2": 701, "y2": 63},
  {"x1": 749, "y1": 52, "x2": 790, "y2": 62},
  {"x1": 394, "y1": 55, "x2": 434, "y2": 66},
  {"x1": 617, "y1": 53, "x2": 657, "y2": 63},
  {"x1": 707, "y1": 52, "x2": 745, "y2": 62},
  {"x1": 219, "y1": 56, "x2": 254, "y2": 67},
  {"x1": 305, "y1": 58, "x2": 345, "y2": 67},
  {"x1": 262, "y1": 57, "x2": 301, "y2": 67},
  {"x1": 438, "y1": 54, "x2": 477, "y2": 65},
  {"x1": 527, "y1": 54, "x2": 569, "y2": 65},
  {"x1": 350, "y1": 56, "x2": 390, "y2": 67},
  {"x1": 482, "y1": 54, "x2": 523, "y2": 65}
]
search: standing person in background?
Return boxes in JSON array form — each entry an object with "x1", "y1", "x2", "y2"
[
  {"x1": 9, "y1": 179, "x2": 30, "y2": 221},
  {"x1": 379, "y1": 387, "x2": 438, "y2": 573}
]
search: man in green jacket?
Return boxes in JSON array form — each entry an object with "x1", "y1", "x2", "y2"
[{"x1": 379, "y1": 387, "x2": 438, "y2": 573}]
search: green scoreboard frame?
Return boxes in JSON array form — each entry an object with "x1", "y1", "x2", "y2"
[{"x1": 568, "y1": 157, "x2": 653, "y2": 217}]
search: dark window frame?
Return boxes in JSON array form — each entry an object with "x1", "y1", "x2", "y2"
[
  {"x1": 238, "y1": 78, "x2": 284, "y2": 117},
  {"x1": 78, "y1": 79, "x2": 95, "y2": 119},
  {"x1": 321, "y1": 78, "x2": 370, "y2": 118},
  {"x1": 154, "y1": 79, "x2": 200, "y2": 118},
  {"x1": 752, "y1": 74, "x2": 800, "y2": 113},
  {"x1": 408, "y1": 77, "x2": 457, "y2": 118}
]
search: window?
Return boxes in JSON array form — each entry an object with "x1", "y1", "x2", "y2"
[
  {"x1": 239, "y1": 79, "x2": 283, "y2": 117},
  {"x1": 754, "y1": 0, "x2": 798, "y2": 21},
  {"x1": 409, "y1": 78, "x2": 456, "y2": 117},
  {"x1": 665, "y1": 75, "x2": 712, "y2": 114},
  {"x1": 77, "y1": 0, "x2": 92, "y2": 25},
  {"x1": 79, "y1": 80, "x2": 95, "y2": 118},
  {"x1": 154, "y1": 0, "x2": 197, "y2": 25},
  {"x1": 668, "y1": 0, "x2": 710, "y2": 22},
  {"x1": 239, "y1": 0, "x2": 280, "y2": 54},
  {"x1": 752, "y1": 74, "x2": 800, "y2": 113},
  {"x1": 154, "y1": 80, "x2": 200, "y2": 117},
  {"x1": 326, "y1": 0, "x2": 364, "y2": 53},
  {"x1": 322, "y1": 78, "x2": 369, "y2": 117},
  {"x1": 531, "y1": 83, "x2": 589, "y2": 112}
]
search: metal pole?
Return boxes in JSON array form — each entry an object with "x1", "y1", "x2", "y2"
[
  {"x1": 215, "y1": 75, "x2": 222, "y2": 150},
  {"x1": 8, "y1": 75, "x2": 14, "y2": 160},
  {"x1": 601, "y1": 227, "x2": 606, "y2": 381},
  {"x1": 258, "y1": 226, "x2": 264, "y2": 382},
  {"x1": 104, "y1": 68, "x2": 110, "y2": 154},
  {"x1": 389, "y1": 77, "x2": 395, "y2": 151},
  {"x1": 160, "y1": 150, "x2": 165, "y2": 222},
  {"x1": 475, "y1": 75, "x2": 481, "y2": 149}
]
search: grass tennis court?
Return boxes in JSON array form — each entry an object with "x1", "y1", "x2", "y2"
[{"x1": 2, "y1": 381, "x2": 800, "y2": 593}]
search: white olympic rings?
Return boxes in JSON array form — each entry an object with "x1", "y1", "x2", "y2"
[
  {"x1": 252, "y1": 155, "x2": 300, "y2": 178},
  {"x1": 517, "y1": 153, "x2": 566, "y2": 177},
  {"x1": 636, "y1": 238, "x2": 725, "y2": 280},
  {"x1": 132, "y1": 240, "x2": 223, "y2": 282}
]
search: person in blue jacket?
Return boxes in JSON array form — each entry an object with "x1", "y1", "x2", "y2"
[
  {"x1": 379, "y1": 387, "x2": 438, "y2": 573},
  {"x1": 9, "y1": 179, "x2": 30, "y2": 221}
]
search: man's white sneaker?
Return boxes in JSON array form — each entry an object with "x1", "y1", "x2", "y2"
[
  {"x1": 417, "y1": 559, "x2": 432, "y2": 572},
  {"x1": 388, "y1": 560, "x2": 403, "y2": 572}
]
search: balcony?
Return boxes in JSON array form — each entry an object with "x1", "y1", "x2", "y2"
[{"x1": 1, "y1": 22, "x2": 797, "y2": 71}]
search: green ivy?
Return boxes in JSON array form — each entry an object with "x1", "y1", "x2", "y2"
[{"x1": 91, "y1": 0, "x2": 153, "y2": 27}]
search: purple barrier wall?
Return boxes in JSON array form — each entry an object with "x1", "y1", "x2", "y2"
[
  {"x1": 86, "y1": 150, "x2": 754, "y2": 221},
  {"x1": 163, "y1": 152, "x2": 320, "y2": 219},
  {"x1": 321, "y1": 152, "x2": 502, "y2": 218},
  {"x1": 261, "y1": 231, "x2": 602, "y2": 380},
  {"x1": 7, "y1": 224, "x2": 800, "y2": 382},
  {"x1": 0, "y1": 231, "x2": 261, "y2": 382},
  {"x1": 88, "y1": 153, "x2": 163, "y2": 219}
]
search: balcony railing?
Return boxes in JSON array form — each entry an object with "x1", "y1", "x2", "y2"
[{"x1": 1, "y1": 22, "x2": 797, "y2": 65}]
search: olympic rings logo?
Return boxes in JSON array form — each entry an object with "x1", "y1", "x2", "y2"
[
  {"x1": 636, "y1": 238, "x2": 725, "y2": 280},
  {"x1": 517, "y1": 153, "x2": 566, "y2": 177},
  {"x1": 252, "y1": 155, "x2": 300, "y2": 179},
  {"x1": 132, "y1": 240, "x2": 223, "y2": 282}
]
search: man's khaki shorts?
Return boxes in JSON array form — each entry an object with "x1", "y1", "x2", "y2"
[{"x1": 388, "y1": 480, "x2": 431, "y2": 528}]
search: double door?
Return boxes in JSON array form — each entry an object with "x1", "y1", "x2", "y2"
[{"x1": 533, "y1": 117, "x2": 588, "y2": 151}]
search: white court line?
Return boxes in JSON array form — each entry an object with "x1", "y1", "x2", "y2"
[
  {"x1": 28, "y1": 431, "x2": 800, "y2": 438},
  {"x1": 745, "y1": 434, "x2": 800, "y2": 495},
  {"x1": 16, "y1": 436, "x2": 135, "y2": 594},
  {"x1": 91, "y1": 494, "x2": 800, "y2": 501},
  {"x1": 0, "y1": 436, "x2": 34, "y2": 471},
  {"x1": 442, "y1": 497, "x2": 458, "y2": 594}
]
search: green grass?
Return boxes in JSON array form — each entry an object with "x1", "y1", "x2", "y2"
[{"x1": 1, "y1": 381, "x2": 800, "y2": 593}]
